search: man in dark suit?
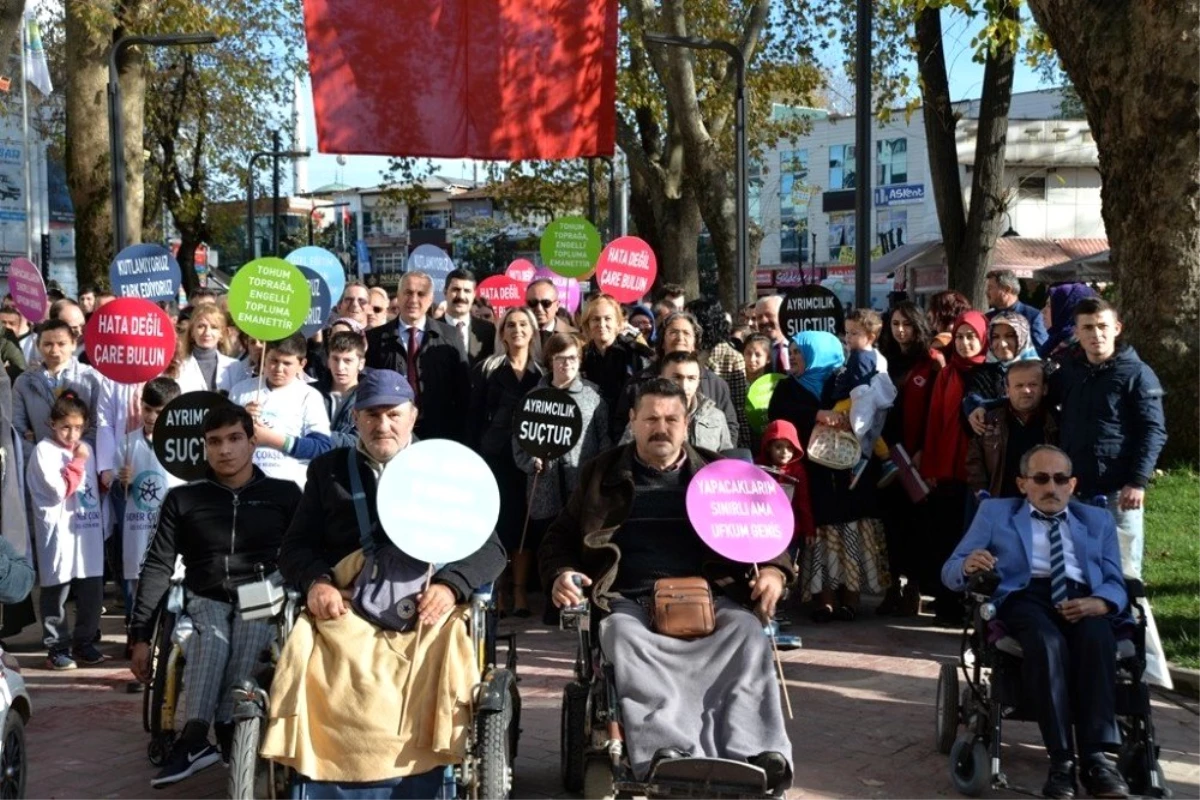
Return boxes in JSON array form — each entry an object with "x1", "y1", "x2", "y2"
[
  {"x1": 526, "y1": 278, "x2": 575, "y2": 347},
  {"x1": 985, "y1": 268, "x2": 1049, "y2": 354},
  {"x1": 442, "y1": 269, "x2": 494, "y2": 366},
  {"x1": 366, "y1": 270, "x2": 470, "y2": 443},
  {"x1": 943, "y1": 445, "x2": 1129, "y2": 800}
]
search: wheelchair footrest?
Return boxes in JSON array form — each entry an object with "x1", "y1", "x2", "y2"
[{"x1": 645, "y1": 757, "x2": 768, "y2": 797}]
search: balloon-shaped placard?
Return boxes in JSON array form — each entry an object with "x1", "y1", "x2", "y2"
[
  {"x1": 540, "y1": 216, "x2": 601, "y2": 279},
  {"x1": 406, "y1": 244, "x2": 455, "y2": 305},
  {"x1": 595, "y1": 236, "x2": 657, "y2": 303},
  {"x1": 685, "y1": 459, "x2": 794, "y2": 564},
  {"x1": 84, "y1": 297, "x2": 176, "y2": 384},
  {"x1": 778, "y1": 284, "x2": 845, "y2": 337},
  {"x1": 745, "y1": 373, "x2": 785, "y2": 435},
  {"x1": 153, "y1": 391, "x2": 235, "y2": 481},
  {"x1": 476, "y1": 274, "x2": 525, "y2": 310},
  {"x1": 297, "y1": 266, "x2": 332, "y2": 337},
  {"x1": 286, "y1": 246, "x2": 346, "y2": 307},
  {"x1": 513, "y1": 387, "x2": 582, "y2": 460},
  {"x1": 377, "y1": 440, "x2": 499, "y2": 564},
  {"x1": 505, "y1": 258, "x2": 537, "y2": 285},
  {"x1": 7, "y1": 257, "x2": 45, "y2": 322},
  {"x1": 228, "y1": 258, "x2": 312, "y2": 340},
  {"x1": 109, "y1": 243, "x2": 182, "y2": 302},
  {"x1": 532, "y1": 267, "x2": 582, "y2": 314}
]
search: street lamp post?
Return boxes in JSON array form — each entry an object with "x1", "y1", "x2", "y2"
[
  {"x1": 108, "y1": 32, "x2": 218, "y2": 255},
  {"x1": 245, "y1": 135, "x2": 310, "y2": 264},
  {"x1": 644, "y1": 32, "x2": 749, "y2": 307},
  {"x1": 853, "y1": 0, "x2": 873, "y2": 309}
]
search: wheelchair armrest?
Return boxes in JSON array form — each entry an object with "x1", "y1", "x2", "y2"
[
  {"x1": 967, "y1": 570, "x2": 1001, "y2": 598},
  {"x1": 1123, "y1": 578, "x2": 1146, "y2": 601},
  {"x1": 471, "y1": 582, "x2": 495, "y2": 604},
  {"x1": 559, "y1": 600, "x2": 590, "y2": 631}
]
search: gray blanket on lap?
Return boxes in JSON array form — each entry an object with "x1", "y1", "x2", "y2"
[{"x1": 598, "y1": 596, "x2": 794, "y2": 784}]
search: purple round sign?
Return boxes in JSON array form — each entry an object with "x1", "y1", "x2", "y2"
[
  {"x1": 686, "y1": 460, "x2": 794, "y2": 564},
  {"x1": 8, "y1": 257, "x2": 46, "y2": 323},
  {"x1": 532, "y1": 266, "x2": 582, "y2": 315}
]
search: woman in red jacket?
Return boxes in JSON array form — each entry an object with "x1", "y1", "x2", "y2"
[
  {"x1": 875, "y1": 302, "x2": 937, "y2": 616},
  {"x1": 920, "y1": 310, "x2": 987, "y2": 626}
]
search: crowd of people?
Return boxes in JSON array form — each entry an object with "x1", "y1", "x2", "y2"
[{"x1": 0, "y1": 264, "x2": 1168, "y2": 797}]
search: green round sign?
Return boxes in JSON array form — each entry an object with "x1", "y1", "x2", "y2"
[
  {"x1": 746, "y1": 373, "x2": 786, "y2": 436},
  {"x1": 540, "y1": 216, "x2": 602, "y2": 279},
  {"x1": 228, "y1": 258, "x2": 313, "y2": 340}
]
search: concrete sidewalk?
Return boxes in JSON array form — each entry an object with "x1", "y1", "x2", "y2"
[{"x1": 10, "y1": 599, "x2": 1199, "y2": 799}]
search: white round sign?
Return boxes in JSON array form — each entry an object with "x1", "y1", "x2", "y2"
[{"x1": 376, "y1": 439, "x2": 499, "y2": 564}]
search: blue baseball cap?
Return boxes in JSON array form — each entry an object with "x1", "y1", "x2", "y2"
[{"x1": 354, "y1": 369, "x2": 415, "y2": 410}]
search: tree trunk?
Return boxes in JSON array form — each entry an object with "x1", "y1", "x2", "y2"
[
  {"x1": 954, "y1": 0, "x2": 1017, "y2": 309},
  {"x1": 915, "y1": 7, "x2": 966, "y2": 279},
  {"x1": 63, "y1": 0, "x2": 113, "y2": 291},
  {"x1": 115, "y1": 38, "x2": 146, "y2": 248},
  {"x1": 0, "y1": 1, "x2": 24, "y2": 78},
  {"x1": 1026, "y1": 0, "x2": 1200, "y2": 465},
  {"x1": 626, "y1": 163, "x2": 702, "y2": 300}
]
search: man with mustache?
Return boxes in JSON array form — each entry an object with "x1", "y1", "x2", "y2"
[
  {"x1": 129, "y1": 403, "x2": 302, "y2": 788},
  {"x1": 441, "y1": 268, "x2": 494, "y2": 365},
  {"x1": 540, "y1": 378, "x2": 795, "y2": 795},
  {"x1": 943, "y1": 445, "x2": 1129, "y2": 800}
]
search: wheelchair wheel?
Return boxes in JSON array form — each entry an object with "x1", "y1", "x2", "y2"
[
  {"x1": 560, "y1": 682, "x2": 588, "y2": 792},
  {"x1": 228, "y1": 716, "x2": 262, "y2": 800},
  {"x1": 582, "y1": 757, "x2": 615, "y2": 800},
  {"x1": 936, "y1": 663, "x2": 959, "y2": 755},
  {"x1": 1117, "y1": 739, "x2": 1171, "y2": 799},
  {"x1": 476, "y1": 698, "x2": 513, "y2": 799},
  {"x1": 949, "y1": 736, "x2": 990, "y2": 797}
]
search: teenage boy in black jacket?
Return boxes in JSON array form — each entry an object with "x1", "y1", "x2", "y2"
[{"x1": 129, "y1": 404, "x2": 302, "y2": 789}]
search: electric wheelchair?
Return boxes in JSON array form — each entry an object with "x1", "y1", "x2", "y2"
[
  {"x1": 934, "y1": 568, "x2": 1171, "y2": 797},
  {"x1": 225, "y1": 576, "x2": 522, "y2": 800},
  {"x1": 558, "y1": 579, "x2": 784, "y2": 800}
]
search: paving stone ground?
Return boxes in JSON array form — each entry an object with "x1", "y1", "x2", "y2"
[{"x1": 9, "y1": 593, "x2": 1198, "y2": 799}]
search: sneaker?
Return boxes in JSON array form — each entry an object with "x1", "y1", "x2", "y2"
[
  {"x1": 876, "y1": 459, "x2": 899, "y2": 488},
  {"x1": 45, "y1": 651, "x2": 77, "y2": 671},
  {"x1": 150, "y1": 741, "x2": 221, "y2": 788},
  {"x1": 847, "y1": 456, "x2": 869, "y2": 490},
  {"x1": 72, "y1": 644, "x2": 111, "y2": 666}
]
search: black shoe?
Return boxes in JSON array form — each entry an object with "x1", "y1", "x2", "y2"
[
  {"x1": 749, "y1": 751, "x2": 792, "y2": 795},
  {"x1": 1043, "y1": 760, "x2": 1077, "y2": 800},
  {"x1": 150, "y1": 741, "x2": 220, "y2": 788},
  {"x1": 1080, "y1": 759, "x2": 1129, "y2": 799},
  {"x1": 648, "y1": 747, "x2": 688, "y2": 774}
]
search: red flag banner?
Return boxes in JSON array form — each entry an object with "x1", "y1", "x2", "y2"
[{"x1": 303, "y1": 0, "x2": 618, "y2": 160}]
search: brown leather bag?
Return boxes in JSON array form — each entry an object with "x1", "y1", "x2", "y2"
[{"x1": 651, "y1": 577, "x2": 716, "y2": 639}]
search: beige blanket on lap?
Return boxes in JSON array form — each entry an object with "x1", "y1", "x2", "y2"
[{"x1": 260, "y1": 550, "x2": 477, "y2": 782}]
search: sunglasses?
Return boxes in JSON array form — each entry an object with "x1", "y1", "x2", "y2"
[
  {"x1": 527, "y1": 299, "x2": 555, "y2": 310},
  {"x1": 1024, "y1": 472, "x2": 1072, "y2": 486}
]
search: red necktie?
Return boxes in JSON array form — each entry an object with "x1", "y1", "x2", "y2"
[{"x1": 407, "y1": 327, "x2": 421, "y2": 405}]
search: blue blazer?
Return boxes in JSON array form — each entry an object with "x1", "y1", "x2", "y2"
[{"x1": 942, "y1": 497, "x2": 1126, "y2": 612}]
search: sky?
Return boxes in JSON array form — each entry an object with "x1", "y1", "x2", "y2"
[{"x1": 300, "y1": 9, "x2": 1049, "y2": 192}]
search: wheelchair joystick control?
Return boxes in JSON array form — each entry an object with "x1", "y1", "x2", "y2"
[{"x1": 560, "y1": 574, "x2": 589, "y2": 631}]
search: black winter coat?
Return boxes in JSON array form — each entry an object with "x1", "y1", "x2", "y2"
[
  {"x1": 130, "y1": 468, "x2": 302, "y2": 642},
  {"x1": 1051, "y1": 344, "x2": 1167, "y2": 496},
  {"x1": 467, "y1": 360, "x2": 544, "y2": 458},
  {"x1": 278, "y1": 446, "x2": 506, "y2": 603},
  {"x1": 366, "y1": 319, "x2": 471, "y2": 443}
]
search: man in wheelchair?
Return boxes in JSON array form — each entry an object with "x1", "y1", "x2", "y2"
[
  {"x1": 942, "y1": 445, "x2": 1129, "y2": 799},
  {"x1": 130, "y1": 404, "x2": 303, "y2": 788},
  {"x1": 541, "y1": 378, "x2": 795, "y2": 796},
  {"x1": 267, "y1": 369, "x2": 506, "y2": 795}
]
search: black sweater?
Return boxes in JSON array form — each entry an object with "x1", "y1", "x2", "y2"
[{"x1": 130, "y1": 468, "x2": 302, "y2": 642}]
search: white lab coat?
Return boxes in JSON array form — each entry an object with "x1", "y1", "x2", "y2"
[
  {"x1": 175, "y1": 352, "x2": 240, "y2": 395},
  {"x1": 116, "y1": 432, "x2": 184, "y2": 580},
  {"x1": 27, "y1": 440, "x2": 105, "y2": 587}
]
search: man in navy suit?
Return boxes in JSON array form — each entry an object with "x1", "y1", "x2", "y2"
[{"x1": 943, "y1": 445, "x2": 1129, "y2": 800}]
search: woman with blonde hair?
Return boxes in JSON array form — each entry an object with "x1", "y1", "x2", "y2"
[
  {"x1": 467, "y1": 306, "x2": 544, "y2": 615},
  {"x1": 578, "y1": 293, "x2": 652, "y2": 441},
  {"x1": 175, "y1": 303, "x2": 238, "y2": 394}
]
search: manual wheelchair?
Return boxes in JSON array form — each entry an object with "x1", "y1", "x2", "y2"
[
  {"x1": 143, "y1": 578, "x2": 188, "y2": 766},
  {"x1": 558, "y1": 581, "x2": 783, "y2": 800},
  {"x1": 226, "y1": 577, "x2": 522, "y2": 800},
  {"x1": 934, "y1": 568, "x2": 1171, "y2": 798}
]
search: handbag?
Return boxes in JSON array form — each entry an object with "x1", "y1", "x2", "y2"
[
  {"x1": 806, "y1": 423, "x2": 861, "y2": 470},
  {"x1": 346, "y1": 447, "x2": 435, "y2": 632},
  {"x1": 651, "y1": 577, "x2": 716, "y2": 639}
]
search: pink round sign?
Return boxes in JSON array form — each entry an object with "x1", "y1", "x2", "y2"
[
  {"x1": 477, "y1": 274, "x2": 526, "y2": 310},
  {"x1": 505, "y1": 259, "x2": 537, "y2": 285},
  {"x1": 532, "y1": 267, "x2": 582, "y2": 314},
  {"x1": 596, "y1": 236, "x2": 657, "y2": 303},
  {"x1": 8, "y1": 257, "x2": 46, "y2": 323},
  {"x1": 686, "y1": 459, "x2": 794, "y2": 563}
]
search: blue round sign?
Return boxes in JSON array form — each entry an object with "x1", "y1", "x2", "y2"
[
  {"x1": 286, "y1": 246, "x2": 346, "y2": 308},
  {"x1": 406, "y1": 244, "x2": 455, "y2": 305},
  {"x1": 298, "y1": 266, "x2": 332, "y2": 337},
  {"x1": 109, "y1": 244, "x2": 182, "y2": 302}
]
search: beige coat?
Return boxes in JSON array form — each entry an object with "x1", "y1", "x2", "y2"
[{"x1": 261, "y1": 551, "x2": 477, "y2": 782}]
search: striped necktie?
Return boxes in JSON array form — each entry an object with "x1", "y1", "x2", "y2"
[{"x1": 1032, "y1": 509, "x2": 1069, "y2": 605}]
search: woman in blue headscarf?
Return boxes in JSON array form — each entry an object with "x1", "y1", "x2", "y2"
[
  {"x1": 1041, "y1": 282, "x2": 1097, "y2": 357},
  {"x1": 767, "y1": 330, "x2": 890, "y2": 623}
]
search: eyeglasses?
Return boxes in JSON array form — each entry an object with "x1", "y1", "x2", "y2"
[
  {"x1": 346, "y1": 297, "x2": 369, "y2": 307},
  {"x1": 551, "y1": 355, "x2": 579, "y2": 365},
  {"x1": 1025, "y1": 472, "x2": 1072, "y2": 486},
  {"x1": 527, "y1": 299, "x2": 555, "y2": 310}
]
